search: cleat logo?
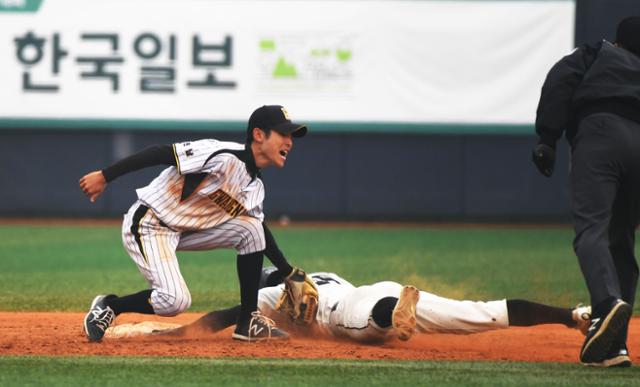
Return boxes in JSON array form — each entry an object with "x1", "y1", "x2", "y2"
[
  {"x1": 90, "y1": 306, "x2": 106, "y2": 318},
  {"x1": 249, "y1": 323, "x2": 265, "y2": 338},
  {"x1": 588, "y1": 318, "x2": 600, "y2": 332},
  {"x1": 88, "y1": 306, "x2": 114, "y2": 332}
]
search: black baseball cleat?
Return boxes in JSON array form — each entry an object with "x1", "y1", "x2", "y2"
[
  {"x1": 84, "y1": 294, "x2": 116, "y2": 342},
  {"x1": 232, "y1": 311, "x2": 289, "y2": 342},
  {"x1": 583, "y1": 343, "x2": 632, "y2": 368},
  {"x1": 580, "y1": 300, "x2": 632, "y2": 364}
]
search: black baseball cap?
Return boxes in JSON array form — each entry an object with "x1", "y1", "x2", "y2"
[
  {"x1": 616, "y1": 16, "x2": 640, "y2": 56},
  {"x1": 247, "y1": 105, "x2": 308, "y2": 140}
]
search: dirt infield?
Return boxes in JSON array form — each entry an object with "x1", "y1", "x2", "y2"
[{"x1": 1, "y1": 312, "x2": 638, "y2": 363}]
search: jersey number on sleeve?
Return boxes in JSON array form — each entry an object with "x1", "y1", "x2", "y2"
[{"x1": 311, "y1": 275, "x2": 340, "y2": 286}]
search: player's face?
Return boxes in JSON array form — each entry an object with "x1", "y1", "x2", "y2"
[{"x1": 253, "y1": 129, "x2": 293, "y2": 168}]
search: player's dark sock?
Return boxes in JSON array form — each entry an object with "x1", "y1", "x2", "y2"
[
  {"x1": 198, "y1": 305, "x2": 242, "y2": 332},
  {"x1": 236, "y1": 251, "x2": 263, "y2": 324},
  {"x1": 168, "y1": 305, "x2": 242, "y2": 336},
  {"x1": 262, "y1": 224, "x2": 294, "y2": 276},
  {"x1": 107, "y1": 290, "x2": 155, "y2": 315},
  {"x1": 506, "y1": 299, "x2": 573, "y2": 327},
  {"x1": 371, "y1": 297, "x2": 398, "y2": 328}
]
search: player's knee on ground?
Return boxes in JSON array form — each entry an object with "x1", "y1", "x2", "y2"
[
  {"x1": 235, "y1": 217, "x2": 266, "y2": 255},
  {"x1": 150, "y1": 288, "x2": 192, "y2": 316}
]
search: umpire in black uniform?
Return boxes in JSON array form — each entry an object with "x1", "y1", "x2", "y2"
[{"x1": 532, "y1": 17, "x2": 640, "y2": 367}]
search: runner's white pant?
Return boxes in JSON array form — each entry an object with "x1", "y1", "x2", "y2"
[
  {"x1": 122, "y1": 200, "x2": 265, "y2": 316},
  {"x1": 328, "y1": 282, "x2": 509, "y2": 343}
]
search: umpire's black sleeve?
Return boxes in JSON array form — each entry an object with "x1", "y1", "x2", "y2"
[
  {"x1": 535, "y1": 44, "x2": 598, "y2": 145},
  {"x1": 102, "y1": 144, "x2": 176, "y2": 182},
  {"x1": 262, "y1": 223, "x2": 294, "y2": 276}
]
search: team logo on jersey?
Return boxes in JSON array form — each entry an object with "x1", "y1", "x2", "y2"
[{"x1": 208, "y1": 189, "x2": 246, "y2": 217}]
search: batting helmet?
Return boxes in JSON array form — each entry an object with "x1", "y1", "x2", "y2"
[{"x1": 258, "y1": 266, "x2": 285, "y2": 289}]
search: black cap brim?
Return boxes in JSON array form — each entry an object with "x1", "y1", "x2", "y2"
[{"x1": 271, "y1": 122, "x2": 308, "y2": 138}]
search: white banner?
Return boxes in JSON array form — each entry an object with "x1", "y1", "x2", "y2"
[{"x1": 0, "y1": 0, "x2": 574, "y2": 125}]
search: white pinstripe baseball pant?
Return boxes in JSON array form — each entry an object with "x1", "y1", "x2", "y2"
[{"x1": 122, "y1": 200, "x2": 266, "y2": 316}]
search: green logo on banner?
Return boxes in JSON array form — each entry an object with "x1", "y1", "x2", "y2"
[
  {"x1": 0, "y1": 0, "x2": 43, "y2": 12},
  {"x1": 336, "y1": 49, "x2": 352, "y2": 63},
  {"x1": 259, "y1": 39, "x2": 276, "y2": 52},
  {"x1": 273, "y1": 56, "x2": 297, "y2": 78}
]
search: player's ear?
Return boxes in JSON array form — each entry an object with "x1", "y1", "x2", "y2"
[{"x1": 252, "y1": 127, "x2": 265, "y2": 143}]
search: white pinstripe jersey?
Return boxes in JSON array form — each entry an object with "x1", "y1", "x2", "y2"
[
  {"x1": 136, "y1": 139, "x2": 265, "y2": 231},
  {"x1": 307, "y1": 272, "x2": 355, "y2": 331}
]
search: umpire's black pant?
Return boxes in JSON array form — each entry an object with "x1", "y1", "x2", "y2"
[{"x1": 571, "y1": 113, "x2": 640, "y2": 341}]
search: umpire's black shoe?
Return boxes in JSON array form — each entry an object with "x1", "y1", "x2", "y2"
[
  {"x1": 583, "y1": 343, "x2": 632, "y2": 368},
  {"x1": 580, "y1": 300, "x2": 632, "y2": 364},
  {"x1": 84, "y1": 294, "x2": 116, "y2": 342},
  {"x1": 232, "y1": 311, "x2": 289, "y2": 342}
]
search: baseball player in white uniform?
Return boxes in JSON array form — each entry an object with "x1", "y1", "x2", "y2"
[
  {"x1": 80, "y1": 105, "x2": 309, "y2": 343},
  {"x1": 139, "y1": 268, "x2": 591, "y2": 344},
  {"x1": 258, "y1": 271, "x2": 591, "y2": 343}
]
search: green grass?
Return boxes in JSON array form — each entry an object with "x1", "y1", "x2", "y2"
[
  {"x1": 0, "y1": 224, "x2": 588, "y2": 311},
  {"x1": 1, "y1": 356, "x2": 639, "y2": 386}
]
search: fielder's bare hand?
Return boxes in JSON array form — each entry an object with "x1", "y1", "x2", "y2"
[{"x1": 79, "y1": 170, "x2": 107, "y2": 202}]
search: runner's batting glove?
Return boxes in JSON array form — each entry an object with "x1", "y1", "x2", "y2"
[
  {"x1": 276, "y1": 267, "x2": 319, "y2": 325},
  {"x1": 532, "y1": 142, "x2": 556, "y2": 177}
]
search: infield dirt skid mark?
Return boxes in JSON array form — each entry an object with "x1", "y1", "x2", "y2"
[{"x1": 0, "y1": 312, "x2": 638, "y2": 363}]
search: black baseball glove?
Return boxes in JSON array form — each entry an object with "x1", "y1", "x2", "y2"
[{"x1": 531, "y1": 142, "x2": 556, "y2": 177}]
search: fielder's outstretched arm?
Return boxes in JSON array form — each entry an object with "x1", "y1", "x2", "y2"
[
  {"x1": 102, "y1": 145, "x2": 176, "y2": 181},
  {"x1": 79, "y1": 144, "x2": 176, "y2": 202},
  {"x1": 261, "y1": 223, "x2": 319, "y2": 320},
  {"x1": 262, "y1": 223, "x2": 294, "y2": 276}
]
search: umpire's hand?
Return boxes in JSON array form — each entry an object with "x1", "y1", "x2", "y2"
[{"x1": 531, "y1": 143, "x2": 556, "y2": 177}]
